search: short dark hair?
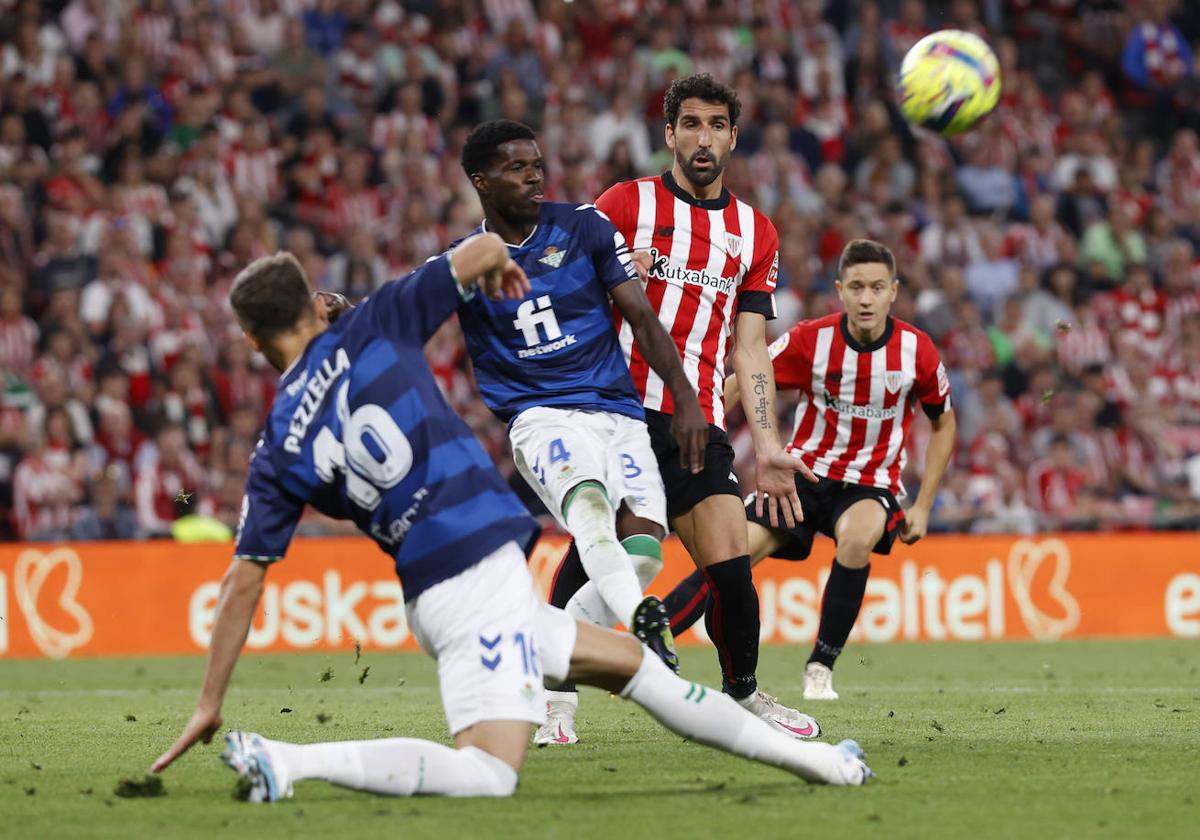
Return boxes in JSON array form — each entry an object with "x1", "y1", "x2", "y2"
[
  {"x1": 461, "y1": 119, "x2": 536, "y2": 176},
  {"x1": 838, "y1": 239, "x2": 897, "y2": 279},
  {"x1": 663, "y1": 73, "x2": 740, "y2": 127},
  {"x1": 229, "y1": 252, "x2": 314, "y2": 340}
]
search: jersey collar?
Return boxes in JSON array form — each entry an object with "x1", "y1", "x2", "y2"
[
  {"x1": 839, "y1": 314, "x2": 894, "y2": 353},
  {"x1": 661, "y1": 170, "x2": 730, "y2": 211},
  {"x1": 481, "y1": 213, "x2": 541, "y2": 249}
]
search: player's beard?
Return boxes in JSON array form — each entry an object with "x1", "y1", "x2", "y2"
[{"x1": 677, "y1": 147, "x2": 728, "y2": 188}]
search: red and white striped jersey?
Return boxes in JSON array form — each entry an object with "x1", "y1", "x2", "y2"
[
  {"x1": 768, "y1": 314, "x2": 951, "y2": 497},
  {"x1": 595, "y1": 172, "x2": 779, "y2": 428}
]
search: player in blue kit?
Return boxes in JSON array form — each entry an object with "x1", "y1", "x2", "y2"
[
  {"x1": 452, "y1": 122, "x2": 710, "y2": 730},
  {"x1": 150, "y1": 232, "x2": 873, "y2": 798}
]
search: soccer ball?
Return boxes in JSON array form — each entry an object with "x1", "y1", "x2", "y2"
[{"x1": 897, "y1": 30, "x2": 1001, "y2": 136}]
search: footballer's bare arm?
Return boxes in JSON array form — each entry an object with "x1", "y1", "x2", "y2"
[
  {"x1": 901, "y1": 408, "x2": 956, "y2": 545},
  {"x1": 731, "y1": 311, "x2": 815, "y2": 528},
  {"x1": 152, "y1": 558, "x2": 268, "y2": 772},
  {"x1": 610, "y1": 280, "x2": 707, "y2": 473}
]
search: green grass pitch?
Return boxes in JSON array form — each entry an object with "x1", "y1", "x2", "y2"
[{"x1": 2, "y1": 639, "x2": 1197, "y2": 839}]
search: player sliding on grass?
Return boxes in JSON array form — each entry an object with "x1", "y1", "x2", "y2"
[
  {"x1": 662, "y1": 240, "x2": 957, "y2": 700},
  {"x1": 451, "y1": 119, "x2": 710, "y2": 676},
  {"x1": 546, "y1": 74, "x2": 820, "y2": 743},
  {"x1": 151, "y1": 234, "x2": 873, "y2": 800}
]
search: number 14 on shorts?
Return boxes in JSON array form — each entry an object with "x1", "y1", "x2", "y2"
[{"x1": 530, "y1": 438, "x2": 571, "y2": 485}]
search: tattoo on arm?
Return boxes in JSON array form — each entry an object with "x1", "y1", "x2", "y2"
[{"x1": 752, "y1": 372, "x2": 770, "y2": 430}]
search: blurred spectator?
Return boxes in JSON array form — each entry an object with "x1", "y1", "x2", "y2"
[
  {"x1": 1079, "y1": 204, "x2": 1148, "y2": 284},
  {"x1": 133, "y1": 423, "x2": 205, "y2": 537},
  {"x1": 72, "y1": 470, "x2": 138, "y2": 540}
]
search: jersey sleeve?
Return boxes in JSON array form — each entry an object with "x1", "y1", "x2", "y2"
[
  {"x1": 233, "y1": 440, "x2": 303, "y2": 562},
  {"x1": 581, "y1": 204, "x2": 639, "y2": 292},
  {"x1": 768, "y1": 323, "x2": 810, "y2": 390},
  {"x1": 914, "y1": 332, "x2": 952, "y2": 419},
  {"x1": 736, "y1": 215, "x2": 779, "y2": 319},
  {"x1": 367, "y1": 253, "x2": 462, "y2": 346},
  {"x1": 594, "y1": 182, "x2": 637, "y2": 240}
]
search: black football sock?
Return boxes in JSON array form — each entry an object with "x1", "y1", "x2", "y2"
[
  {"x1": 700, "y1": 556, "x2": 759, "y2": 700},
  {"x1": 663, "y1": 569, "x2": 711, "y2": 634},
  {"x1": 808, "y1": 559, "x2": 870, "y2": 670},
  {"x1": 547, "y1": 540, "x2": 587, "y2": 693}
]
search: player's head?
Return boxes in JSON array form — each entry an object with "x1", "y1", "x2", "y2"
[
  {"x1": 462, "y1": 119, "x2": 543, "y2": 224},
  {"x1": 229, "y1": 251, "x2": 319, "y2": 371},
  {"x1": 835, "y1": 239, "x2": 898, "y2": 336},
  {"x1": 663, "y1": 74, "x2": 740, "y2": 189}
]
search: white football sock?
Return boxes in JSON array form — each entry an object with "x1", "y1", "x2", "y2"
[
  {"x1": 265, "y1": 738, "x2": 517, "y2": 797},
  {"x1": 562, "y1": 484, "x2": 644, "y2": 626},
  {"x1": 620, "y1": 649, "x2": 850, "y2": 784},
  {"x1": 565, "y1": 534, "x2": 662, "y2": 628}
]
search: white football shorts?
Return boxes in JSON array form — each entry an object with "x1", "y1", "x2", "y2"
[
  {"x1": 508, "y1": 407, "x2": 667, "y2": 531},
  {"x1": 405, "y1": 540, "x2": 578, "y2": 735}
]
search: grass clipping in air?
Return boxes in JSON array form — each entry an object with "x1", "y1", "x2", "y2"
[{"x1": 114, "y1": 775, "x2": 165, "y2": 798}]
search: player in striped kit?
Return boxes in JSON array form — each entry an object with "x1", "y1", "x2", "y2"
[
  {"x1": 547, "y1": 75, "x2": 822, "y2": 741},
  {"x1": 663, "y1": 240, "x2": 958, "y2": 700}
]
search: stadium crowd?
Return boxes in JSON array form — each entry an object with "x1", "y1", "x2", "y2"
[{"x1": 1, "y1": 0, "x2": 1199, "y2": 542}]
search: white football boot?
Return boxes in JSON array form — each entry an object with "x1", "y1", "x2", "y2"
[
  {"x1": 736, "y1": 690, "x2": 821, "y2": 739},
  {"x1": 803, "y1": 662, "x2": 839, "y2": 700},
  {"x1": 831, "y1": 739, "x2": 874, "y2": 786},
  {"x1": 222, "y1": 731, "x2": 294, "y2": 803},
  {"x1": 533, "y1": 690, "x2": 579, "y2": 745}
]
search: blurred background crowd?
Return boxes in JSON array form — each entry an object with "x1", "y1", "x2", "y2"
[{"x1": 1, "y1": 0, "x2": 1199, "y2": 542}]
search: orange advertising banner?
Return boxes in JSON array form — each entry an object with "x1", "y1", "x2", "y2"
[{"x1": 0, "y1": 533, "x2": 1198, "y2": 659}]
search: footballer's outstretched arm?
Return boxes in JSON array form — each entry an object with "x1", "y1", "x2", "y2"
[
  {"x1": 900, "y1": 408, "x2": 956, "y2": 544},
  {"x1": 152, "y1": 558, "x2": 268, "y2": 772},
  {"x1": 731, "y1": 311, "x2": 815, "y2": 528},
  {"x1": 610, "y1": 280, "x2": 708, "y2": 473}
]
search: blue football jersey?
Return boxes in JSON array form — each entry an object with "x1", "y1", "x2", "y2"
[
  {"x1": 454, "y1": 202, "x2": 645, "y2": 423},
  {"x1": 234, "y1": 255, "x2": 539, "y2": 600}
]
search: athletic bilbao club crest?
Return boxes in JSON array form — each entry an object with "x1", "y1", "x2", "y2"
[
  {"x1": 885, "y1": 371, "x2": 905, "y2": 394},
  {"x1": 725, "y1": 233, "x2": 743, "y2": 258}
]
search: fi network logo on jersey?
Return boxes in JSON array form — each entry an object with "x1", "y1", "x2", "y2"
[{"x1": 513, "y1": 295, "x2": 577, "y2": 358}]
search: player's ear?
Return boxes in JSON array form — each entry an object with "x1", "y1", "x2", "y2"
[
  {"x1": 664, "y1": 121, "x2": 676, "y2": 152},
  {"x1": 470, "y1": 171, "x2": 489, "y2": 196},
  {"x1": 729, "y1": 123, "x2": 738, "y2": 152}
]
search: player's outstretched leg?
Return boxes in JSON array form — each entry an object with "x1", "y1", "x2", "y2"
[
  {"x1": 562, "y1": 484, "x2": 678, "y2": 671},
  {"x1": 557, "y1": 612, "x2": 871, "y2": 786},
  {"x1": 537, "y1": 535, "x2": 672, "y2": 745},
  {"x1": 221, "y1": 731, "x2": 520, "y2": 802}
]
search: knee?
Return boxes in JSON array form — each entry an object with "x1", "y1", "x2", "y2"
[{"x1": 835, "y1": 540, "x2": 872, "y2": 569}]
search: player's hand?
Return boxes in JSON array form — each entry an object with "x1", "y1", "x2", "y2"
[
  {"x1": 754, "y1": 449, "x2": 817, "y2": 529},
  {"x1": 671, "y1": 399, "x2": 708, "y2": 474},
  {"x1": 899, "y1": 505, "x2": 929, "y2": 545},
  {"x1": 480, "y1": 259, "x2": 531, "y2": 301},
  {"x1": 631, "y1": 250, "x2": 653, "y2": 283},
  {"x1": 151, "y1": 705, "x2": 223, "y2": 773}
]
